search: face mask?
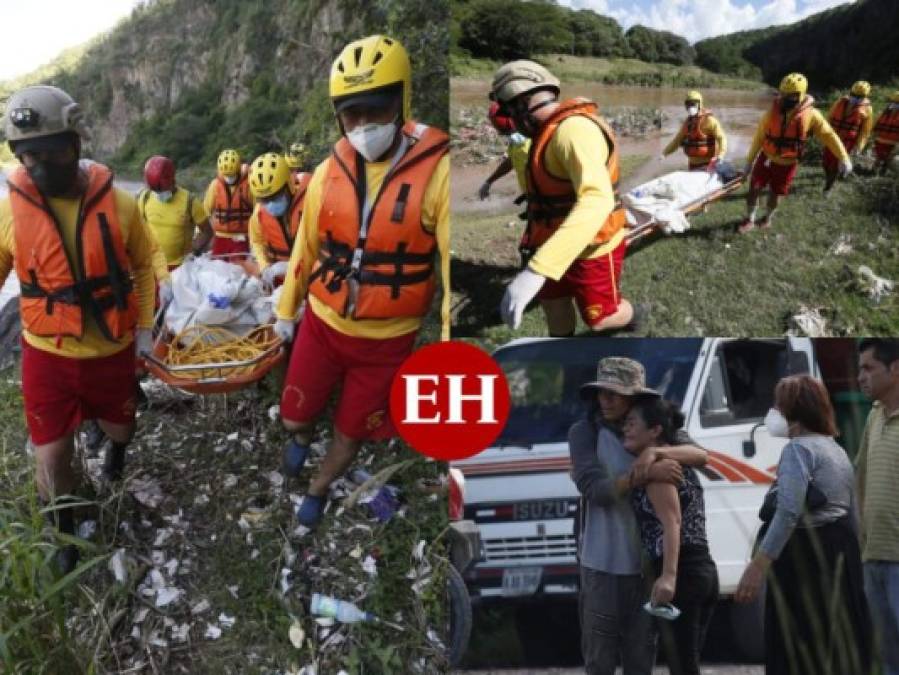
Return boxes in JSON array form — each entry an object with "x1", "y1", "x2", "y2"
[
  {"x1": 764, "y1": 408, "x2": 791, "y2": 438},
  {"x1": 686, "y1": 105, "x2": 699, "y2": 116},
  {"x1": 27, "y1": 160, "x2": 79, "y2": 197},
  {"x1": 224, "y1": 175, "x2": 238, "y2": 185},
  {"x1": 155, "y1": 190, "x2": 173, "y2": 203},
  {"x1": 263, "y1": 194, "x2": 289, "y2": 217},
  {"x1": 347, "y1": 117, "x2": 398, "y2": 162}
]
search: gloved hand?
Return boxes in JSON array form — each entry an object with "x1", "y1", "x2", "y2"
[
  {"x1": 500, "y1": 268, "x2": 546, "y2": 330},
  {"x1": 135, "y1": 328, "x2": 153, "y2": 357},
  {"x1": 158, "y1": 280, "x2": 174, "y2": 305},
  {"x1": 839, "y1": 158, "x2": 853, "y2": 178},
  {"x1": 262, "y1": 261, "x2": 289, "y2": 286},
  {"x1": 478, "y1": 181, "x2": 491, "y2": 200},
  {"x1": 273, "y1": 319, "x2": 295, "y2": 343}
]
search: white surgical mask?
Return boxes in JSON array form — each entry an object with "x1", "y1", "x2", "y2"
[
  {"x1": 686, "y1": 105, "x2": 700, "y2": 117},
  {"x1": 764, "y1": 408, "x2": 791, "y2": 438},
  {"x1": 263, "y1": 194, "x2": 289, "y2": 218},
  {"x1": 155, "y1": 190, "x2": 173, "y2": 203},
  {"x1": 224, "y1": 175, "x2": 238, "y2": 185},
  {"x1": 347, "y1": 117, "x2": 398, "y2": 162}
]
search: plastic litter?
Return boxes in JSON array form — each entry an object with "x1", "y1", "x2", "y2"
[
  {"x1": 311, "y1": 594, "x2": 374, "y2": 624},
  {"x1": 347, "y1": 468, "x2": 401, "y2": 522},
  {"x1": 643, "y1": 601, "x2": 682, "y2": 620}
]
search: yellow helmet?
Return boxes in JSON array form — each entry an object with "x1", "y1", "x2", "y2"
[
  {"x1": 330, "y1": 35, "x2": 411, "y2": 121},
  {"x1": 285, "y1": 142, "x2": 309, "y2": 169},
  {"x1": 685, "y1": 90, "x2": 703, "y2": 107},
  {"x1": 249, "y1": 152, "x2": 291, "y2": 199},
  {"x1": 850, "y1": 80, "x2": 871, "y2": 97},
  {"x1": 890, "y1": 91, "x2": 899, "y2": 103},
  {"x1": 779, "y1": 73, "x2": 808, "y2": 97},
  {"x1": 217, "y1": 149, "x2": 241, "y2": 177}
]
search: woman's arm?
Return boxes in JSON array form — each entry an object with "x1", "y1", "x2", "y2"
[
  {"x1": 647, "y1": 481, "x2": 682, "y2": 604},
  {"x1": 757, "y1": 441, "x2": 813, "y2": 560}
]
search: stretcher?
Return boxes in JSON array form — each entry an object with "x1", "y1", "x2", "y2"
[
  {"x1": 623, "y1": 164, "x2": 745, "y2": 244},
  {"x1": 143, "y1": 253, "x2": 285, "y2": 395}
]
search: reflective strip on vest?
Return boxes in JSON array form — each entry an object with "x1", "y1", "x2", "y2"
[
  {"x1": 307, "y1": 120, "x2": 448, "y2": 320},
  {"x1": 7, "y1": 163, "x2": 138, "y2": 341}
]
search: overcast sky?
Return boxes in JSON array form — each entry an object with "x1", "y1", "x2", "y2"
[
  {"x1": 558, "y1": 0, "x2": 855, "y2": 43},
  {"x1": 0, "y1": 0, "x2": 142, "y2": 81}
]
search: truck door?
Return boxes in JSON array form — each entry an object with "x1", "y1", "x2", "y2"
[{"x1": 685, "y1": 338, "x2": 811, "y2": 593}]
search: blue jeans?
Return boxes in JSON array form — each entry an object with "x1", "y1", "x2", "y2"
[{"x1": 864, "y1": 561, "x2": 899, "y2": 675}]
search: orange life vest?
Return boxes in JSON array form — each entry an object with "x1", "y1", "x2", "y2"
[
  {"x1": 308, "y1": 120, "x2": 448, "y2": 320},
  {"x1": 829, "y1": 96, "x2": 870, "y2": 141},
  {"x1": 211, "y1": 175, "x2": 253, "y2": 235},
  {"x1": 524, "y1": 98, "x2": 627, "y2": 255},
  {"x1": 762, "y1": 95, "x2": 815, "y2": 161},
  {"x1": 681, "y1": 110, "x2": 717, "y2": 159},
  {"x1": 874, "y1": 106, "x2": 899, "y2": 146},
  {"x1": 7, "y1": 162, "x2": 138, "y2": 342},
  {"x1": 258, "y1": 188, "x2": 306, "y2": 263}
]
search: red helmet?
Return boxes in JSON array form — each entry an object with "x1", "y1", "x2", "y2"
[
  {"x1": 144, "y1": 155, "x2": 175, "y2": 191},
  {"x1": 488, "y1": 101, "x2": 515, "y2": 134}
]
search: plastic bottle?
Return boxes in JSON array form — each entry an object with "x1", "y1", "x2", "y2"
[{"x1": 311, "y1": 593, "x2": 374, "y2": 624}]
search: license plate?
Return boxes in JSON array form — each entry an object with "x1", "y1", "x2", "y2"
[
  {"x1": 502, "y1": 567, "x2": 542, "y2": 597},
  {"x1": 513, "y1": 499, "x2": 571, "y2": 521}
]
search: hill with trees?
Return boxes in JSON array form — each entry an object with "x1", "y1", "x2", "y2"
[{"x1": 0, "y1": 0, "x2": 448, "y2": 178}]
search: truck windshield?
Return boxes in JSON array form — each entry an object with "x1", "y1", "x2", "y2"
[{"x1": 494, "y1": 338, "x2": 703, "y2": 447}]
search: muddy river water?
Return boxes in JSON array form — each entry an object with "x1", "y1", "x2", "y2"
[{"x1": 452, "y1": 78, "x2": 775, "y2": 213}]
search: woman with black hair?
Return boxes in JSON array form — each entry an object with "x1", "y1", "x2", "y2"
[{"x1": 622, "y1": 396, "x2": 719, "y2": 675}]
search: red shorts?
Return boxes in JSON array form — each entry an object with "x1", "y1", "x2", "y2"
[
  {"x1": 211, "y1": 235, "x2": 250, "y2": 258},
  {"x1": 21, "y1": 340, "x2": 137, "y2": 445},
  {"x1": 874, "y1": 141, "x2": 895, "y2": 162},
  {"x1": 537, "y1": 238, "x2": 627, "y2": 327},
  {"x1": 750, "y1": 155, "x2": 799, "y2": 196},
  {"x1": 280, "y1": 309, "x2": 417, "y2": 440},
  {"x1": 823, "y1": 139, "x2": 856, "y2": 172}
]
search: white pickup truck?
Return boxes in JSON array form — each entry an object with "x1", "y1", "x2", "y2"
[{"x1": 452, "y1": 337, "x2": 826, "y2": 662}]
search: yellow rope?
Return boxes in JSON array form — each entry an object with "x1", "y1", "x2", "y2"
[{"x1": 163, "y1": 325, "x2": 279, "y2": 379}]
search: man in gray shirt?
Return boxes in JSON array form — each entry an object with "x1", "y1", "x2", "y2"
[{"x1": 570, "y1": 357, "x2": 709, "y2": 675}]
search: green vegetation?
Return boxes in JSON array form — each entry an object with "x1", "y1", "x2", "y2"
[
  {"x1": 696, "y1": 0, "x2": 898, "y2": 92},
  {"x1": 453, "y1": 161, "x2": 899, "y2": 343},
  {"x1": 0, "y1": 0, "x2": 448, "y2": 180},
  {"x1": 453, "y1": 0, "x2": 694, "y2": 66},
  {"x1": 0, "y1": 369, "x2": 449, "y2": 673}
]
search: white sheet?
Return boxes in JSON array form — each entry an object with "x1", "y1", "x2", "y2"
[{"x1": 624, "y1": 164, "x2": 736, "y2": 234}]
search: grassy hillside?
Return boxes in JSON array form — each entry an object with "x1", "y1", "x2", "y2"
[
  {"x1": 0, "y1": 0, "x2": 448, "y2": 181},
  {"x1": 452, "y1": 53, "x2": 764, "y2": 90},
  {"x1": 452, "y1": 160, "x2": 899, "y2": 344}
]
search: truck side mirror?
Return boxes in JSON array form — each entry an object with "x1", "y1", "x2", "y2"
[
  {"x1": 743, "y1": 439, "x2": 756, "y2": 458},
  {"x1": 745, "y1": 421, "x2": 763, "y2": 458}
]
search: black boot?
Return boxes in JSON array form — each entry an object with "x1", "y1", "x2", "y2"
[
  {"x1": 45, "y1": 497, "x2": 80, "y2": 575},
  {"x1": 102, "y1": 442, "x2": 128, "y2": 481},
  {"x1": 83, "y1": 420, "x2": 106, "y2": 451}
]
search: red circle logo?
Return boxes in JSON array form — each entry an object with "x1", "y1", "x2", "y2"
[{"x1": 390, "y1": 341, "x2": 511, "y2": 461}]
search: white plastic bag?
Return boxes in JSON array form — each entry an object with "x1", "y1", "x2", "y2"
[{"x1": 165, "y1": 256, "x2": 273, "y2": 335}]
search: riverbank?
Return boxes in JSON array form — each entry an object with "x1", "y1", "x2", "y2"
[{"x1": 452, "y1": 54, "x2": 766, "y2": 91}]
